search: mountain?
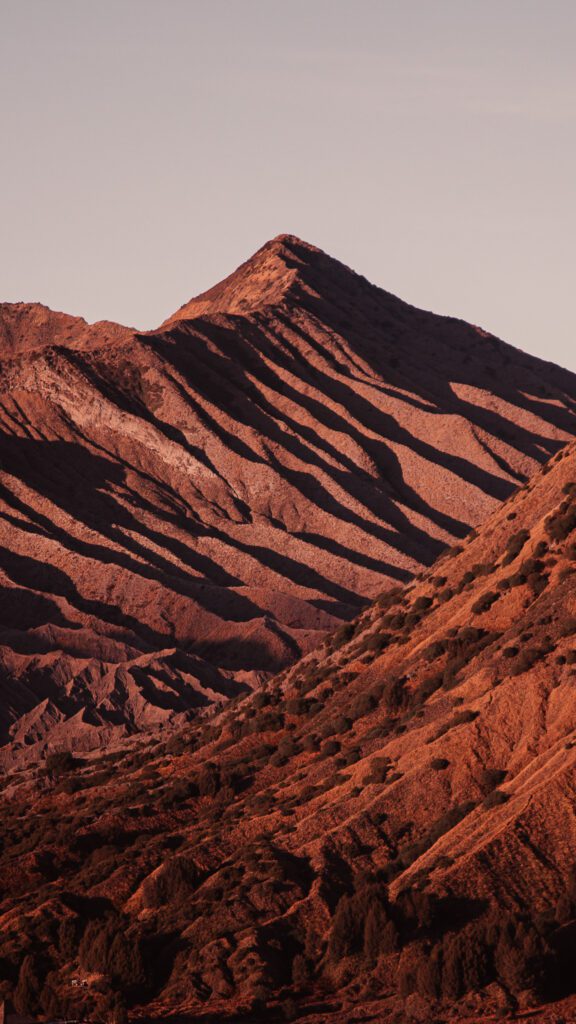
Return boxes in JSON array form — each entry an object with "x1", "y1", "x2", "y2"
[
  {"x1": 1, "y1": 234, "x2": 575, "y2": 758},
  {"x1": 1, "y1": 436, "x2": 575, "y2": 1022}
]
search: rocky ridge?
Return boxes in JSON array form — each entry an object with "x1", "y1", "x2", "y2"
[
  {"x1": 0, "y1": 438, "x2": 575, "y2": 1021},
  {"x1": 1, "y1": 234, "x2": 575, "y2": 756}
]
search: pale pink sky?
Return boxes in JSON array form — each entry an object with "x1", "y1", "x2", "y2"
[{"x1": 1, "y1": 0, "x2": 575, "y2": 370}]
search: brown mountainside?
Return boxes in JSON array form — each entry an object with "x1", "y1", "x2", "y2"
[
  {"x1": 0, "y1": 234, "x2": 575, "y2": 756},
  {"x1": 1, "y1": 436, "x2": 576, "y2": 1022}
]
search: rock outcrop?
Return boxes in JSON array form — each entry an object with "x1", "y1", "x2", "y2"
[
  {"x1": 1, "y1": 234, "x2": 575, "y2": 755},
  {"x1": 1, "y1": 438, "x2": 576, "y2": 1022}
]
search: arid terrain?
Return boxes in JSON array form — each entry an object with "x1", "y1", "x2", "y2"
[
  {"x1": 0, "y1": 422, "x2": 576, "y2": 1020},
  {"x1": 1, "y1": 235, "x2": 575, "y2": 759}
]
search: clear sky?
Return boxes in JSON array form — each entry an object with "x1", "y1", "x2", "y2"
[{"x1": 1, "y1": 0, "x2": 575, "y2": 370}]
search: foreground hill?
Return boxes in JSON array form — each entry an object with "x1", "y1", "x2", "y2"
[
  {"x1": 1, "y1": 439, "x2": 575, "y2": 1021},
  {"x1": 1, "y1": 234, "x2": 575, "y2": 756}
]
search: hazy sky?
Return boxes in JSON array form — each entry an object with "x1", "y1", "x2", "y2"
[{"x1": 1, "y1": 0, "x2": 575, "y2": 370}]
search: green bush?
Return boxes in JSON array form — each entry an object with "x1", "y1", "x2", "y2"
[
  {"x1": 545, "y1": 500, "x2": 576, "y2": 542},
  {"x1": 483, "y1": 789, "x2": 510, "y2": 809},
  {"x1": 451, "y1": 709, "x2": 479, "y2": 727},
  {"x1": 46, "y1": 750, "x2": 78, "y2": 779},
  {"x1": 431, "y1": 757, "x2": 450, "y2": 771},
  {"x1": 471, "y1": 591, "x2": 499, "y2": 615},
  {"x1": 331, "y1": 622, "x2": 356, "y2": 649},
  {"x1": 363, "y1": 757, "x2": 391, "y2": 785},
  {"x1": 510, "y1": 646, "x2": 550, "y2": 676},
  {"x1": 321, "y1": 739, "x2": 341, "y2": 758},
  {"x1": 502, "y1": 529, "x2": 530, "y2": 565},
  {"x1": 352, "y1": 692, "x2": 377, "y2": 719}
]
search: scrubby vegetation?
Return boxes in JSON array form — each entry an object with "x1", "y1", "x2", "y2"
[
  {"x1": 502, "y1": 528, "x2": 530, "y2": 565},
  {"x1": 1, "y1": 448, "x2": 576, "y2": 1020}
]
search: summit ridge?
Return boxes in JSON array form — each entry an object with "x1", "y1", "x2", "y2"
[{"x1": 0, "y1": 237, "x2": 574, "y2": 756}]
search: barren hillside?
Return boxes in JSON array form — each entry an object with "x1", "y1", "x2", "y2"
[
  {"x1": 1, "y1": 234, "x2": 575, "y2": 756},
  {"x1": 1, "y1": 439, "x2": 576, "y2": 1021}
]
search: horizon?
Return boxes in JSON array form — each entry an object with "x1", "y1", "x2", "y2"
[
  {"x1": 7, "y1": 228, "x2": 576, "y2": 378},
  {"x1": 1, "y1": 0, "x2": 575, "y2": 373},
  {"x1": 2, "y1": 4, "x2": 576, "y2": 1018}
]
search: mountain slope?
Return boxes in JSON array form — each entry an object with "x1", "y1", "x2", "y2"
[
  {"x1": 1, "y1": 234, "x2": 575, "y2": 756},
  {"x1": 1, "y1": 439, "x2": 576, "y2": 1022}
]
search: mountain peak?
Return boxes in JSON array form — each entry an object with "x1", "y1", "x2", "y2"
[
  {"x1": 2, "y1": 233, "x2": 575, "y2": 765},
  {"x1": 265, "y1": 231, "x2": 322, "y2": 253},
  {"x1": 161, "y1": 234, "x2": 326, "y2": 327}
]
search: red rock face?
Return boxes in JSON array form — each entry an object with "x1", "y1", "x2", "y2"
[
  {"x1": 0, "y1": 234, "x2": 575, "y2": 757},
  {"x1": 2, "y1": 438, "x2": 576, "y2": 1023}
]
